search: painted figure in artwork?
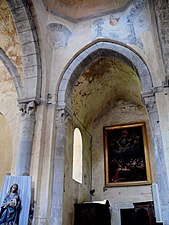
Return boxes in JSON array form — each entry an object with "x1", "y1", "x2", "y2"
[{"x1": 0, "y1": 184, "x2": 21, "y2": 225}]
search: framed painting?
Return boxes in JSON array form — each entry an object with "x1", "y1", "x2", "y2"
[{"x1": 104, "y1": 122, "x2": 151, "y2": 187}]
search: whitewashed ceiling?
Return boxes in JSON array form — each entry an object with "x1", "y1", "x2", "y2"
[{"x1": 43, "y1": 0, "x2": 131, "y2": 19}]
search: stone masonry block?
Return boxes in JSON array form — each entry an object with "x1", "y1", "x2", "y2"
[
  {"x1": 24, "y1": 65, "x2": 38, "y2": 79},
  {"x1": 22, "y1": 42, "x2": 39, "y2": 56},
  {"x1": 69, "y1": 58, "x2": 81, "y2": 71},
  {"x1": 24, "y1": 77, "x2": 37, "y2": 95},
  {"x1": 23, "y1": 54, "x2": 39, "y2": 68},
  {"x1": 16, "y1": 18, "x2": 35, "y2": 33},
  {"x1": 62, "y1": 68, "x2": 73, "y2": 80},
  {"x1": 7, "y1": 0, "x2": 23, "y2": 10},
  {"x1": 23, "y1": 54, "x2": 40, "y2": 68},
  {"x1": 58, "y1": 90, "x2": 66, "y2": 103},
  {"x1": 58, "y1": 79, "x2": 68, "y2": 91},
  {"x1": 19, "y1": 29, "x2": 37, "y2": 45},
  {"x1": 11, "y1": 6, "x2": 31, "y2": 23},
  {"x1": 85, "y1": 45, "x2": 97, "y2": 55},
  {"x1": 95, "y1": 42, "x2": 104, "y2": 49},
  {"x1": 76, "y1": 50, "x2": 88, "y2": 62},
  {"x1": 102, "y1": 42, "x2": 113, "y2": 50}
]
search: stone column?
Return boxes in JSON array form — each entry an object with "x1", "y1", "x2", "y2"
[
  {"x1": 143, "y1": 94, "x2": 169, "y2": 223},
  {"x1": 16, "y1": 101, "x2": 36, "y2": 176},
  {"x1": 50, "y1": 105, "x2": 71, "y2": 225},
  {"x1": 152, "y1": 183, "x2": 162, "y2": 222}
]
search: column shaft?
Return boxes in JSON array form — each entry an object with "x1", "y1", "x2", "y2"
[{"x1": 16, "y1": 101, "x2": 36, "y2": 176}]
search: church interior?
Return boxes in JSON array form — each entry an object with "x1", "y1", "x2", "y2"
[{"x1": 0, "y1": 0, "x2": 169, "y2": 224}]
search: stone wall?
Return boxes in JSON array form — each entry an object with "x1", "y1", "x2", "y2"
[
  {"x1": 154, "y1": 0, "x2": 169, "y2": 78},
  {"x1": 91, "y1": 101, "x2": 153, "y2": 203}
]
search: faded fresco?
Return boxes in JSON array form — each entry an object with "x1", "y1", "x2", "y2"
[
  {"x1": 91, "y1": 0, "x2": 149, "y2": 50},
  {"x1": 0, "y1": 0, "x2": 23, "y2": 74},
  {"x1": 48, "y1": 23, "x2": 72, "y2": 49}
]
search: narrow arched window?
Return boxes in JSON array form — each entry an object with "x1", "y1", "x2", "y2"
[{"x1": 72, "y1": 128, "x2": 83, "y2": 183}]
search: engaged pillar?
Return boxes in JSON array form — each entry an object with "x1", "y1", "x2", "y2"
[{"x1": 16, "y1": 101, "x2": 36, "y2": 176}]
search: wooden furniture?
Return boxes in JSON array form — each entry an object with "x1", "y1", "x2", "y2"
[
  {"x1": 74, "y1": 201, "x2": 111, "y2": 225},
  {"x1": 121, "y1": 201, "x2": 156, "y2": 225}
]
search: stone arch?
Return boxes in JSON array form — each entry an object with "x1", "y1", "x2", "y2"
[
  {"x1": 0, "y1": 48, "x2": 22, "y2": 98},
  {"x1": 57, "y1": 40, "x2": 153, "y2": 108},
  {"x1": 52, "y1": 40, "x2": 169, "y2": 224},
  {"x1": 7, "y1": 0, "x2": 41, "y2": 104}
]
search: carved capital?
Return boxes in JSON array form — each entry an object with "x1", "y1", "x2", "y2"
[
  {"x1": 143, "y1": 96, "x2": 157, "y2": 113},
  {"x1": 18, "y1": 101, "x2": 36, "y2": 117},
  {"x1": 56, "y1": 105, "x2": 72, "y2": 126}
]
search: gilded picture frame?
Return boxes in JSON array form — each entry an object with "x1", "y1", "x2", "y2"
[{"x1": 104, "y1": 122, "x2": 151, "y2": 187}]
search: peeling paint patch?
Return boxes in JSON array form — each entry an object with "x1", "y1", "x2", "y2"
[
  {"x1": 0, "y1": 61, "x2": 16, "y2": 95},
  {"x1": 0, "y1": 0, "x2": 23, "y2": 75},
  {"x1": 72, "y1": 58, "x2": 141, "y2": 127}
]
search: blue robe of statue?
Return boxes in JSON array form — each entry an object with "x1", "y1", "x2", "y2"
[{"x1": 0, "y1": 193, "x2": 21, "y2": 225}]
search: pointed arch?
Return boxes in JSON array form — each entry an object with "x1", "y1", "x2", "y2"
[
  {"x1": 57, "y1": 39, "x2": 153, "y2": 108},
  {"x1": 6, "y1": 0, "x2": 41, "y2": 104},
  {"x1": 0, "y1": 47, "x2": 22, "y2": 98},
  {"x1": 53, "y1": 39, "x2": 169, "y2": 225}
]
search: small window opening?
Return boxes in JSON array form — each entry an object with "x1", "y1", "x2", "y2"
[{"x1": 72, "y1": 128, "x2": 83, "y2": 183}]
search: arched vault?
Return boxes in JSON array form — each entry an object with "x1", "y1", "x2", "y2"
[{"x1": 57, "y1": 40, "x2": 153, "y2": 109}]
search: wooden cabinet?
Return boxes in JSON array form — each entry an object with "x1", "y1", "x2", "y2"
[
  {"x1": 74, "y1": 202, "x2": 111, "y2": 225},
  {"x1": 121, "y1": 201, "x2": 156, "y2": 225}
]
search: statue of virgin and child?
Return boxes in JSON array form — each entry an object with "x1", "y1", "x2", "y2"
[{"x1": 0, "y1": 183, "x2": 21, "y2": 225}]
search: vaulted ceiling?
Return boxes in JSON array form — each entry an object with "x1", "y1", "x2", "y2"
[
  {"x1": 43, "y1": 0, "x2": 131, "y2": 20},
  {"x1": 71, "y1": 58, "x2": 142, "y2": 127}
]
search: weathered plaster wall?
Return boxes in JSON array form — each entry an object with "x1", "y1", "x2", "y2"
[
  {"x1": 62, "y1": 119, "x2": 91, "y2": 225},
  {"x1": 29, "y1": 0, "x2": 168, "y2": 223},
  {"x1": 71, "y1": 57, "x2": 155, "y2": 206},
  {"x1": 0, "y1": 113, "x2": 12, "y2": 186},
  {"x1": 71, "y1": 58, "x2": 142, "y2": 126},
  {"x1": 91, "y1": 102, "x2": 153, "y2": 203},
  {"x1": 44, "y1": 0, "x2": 163, "y2": 96},
  {"x1": 43, "y1": 0, "x2": 130, "y2": 20},
  {"x1": 0, "y1": 61, "x2": 20, "y2": 186},
  {"x1": 0, "y1": 0, "x2": 22, "y2": 182},
  {"x1": 0, "y1": 0, "x2": 23, "y2": 75}
]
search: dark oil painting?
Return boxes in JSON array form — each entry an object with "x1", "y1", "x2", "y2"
[{"x1": 104, "y1": 123, "x2": 151, "y2": 187}]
